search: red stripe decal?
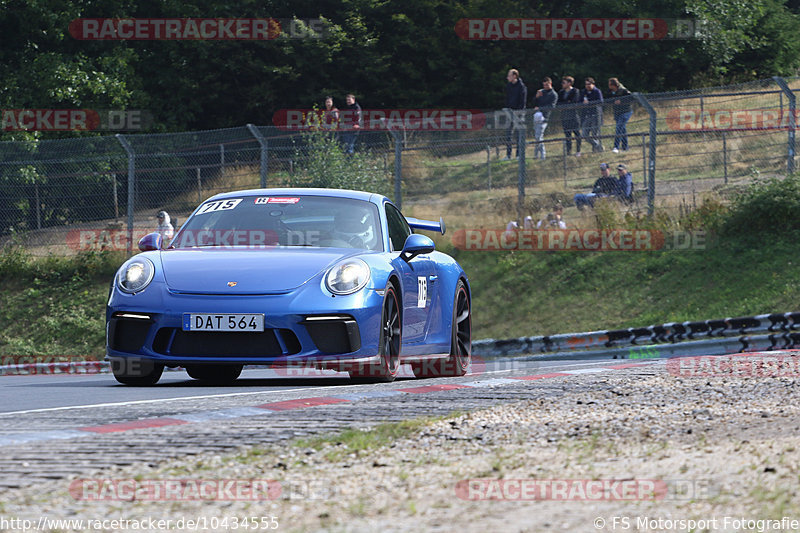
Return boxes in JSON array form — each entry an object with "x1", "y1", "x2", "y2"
[
  {"x1": 79, "y1": 418, "x2": 188, "y2": 433},
  {"x1": 257, "y1": 396, "x2": 350, "y2": 411},
  {"x1": 396, "y1": 384, "x2": 471, "y2": 394},
  {"x1": 511, "y1": 372, "x2": 571, "y2": 380}
]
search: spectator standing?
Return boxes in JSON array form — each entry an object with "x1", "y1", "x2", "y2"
[
  {"x1": 156, "y1": 211, "x2": 174, "y2": 243},
  {"x1": 558, "y1": 76, "x2": 582, "y2": 156},
  {"x1": 503, "y1": 69, "x2": 527, "y2": 160},
  {"x1": 574, "y1": 163, "x2": 622, "y2": 209},
  {"x1": 532, "y1": 77, "x2": 558, "y2": 160},
  {"x1": 580, "y1": 77, "x2": 604, "y2": 153},
  {"x1": 322, "y1": 96, "x2": 339, "y2": 130},
  {"x1": 340, "y1": 94, "x2": 362, "y2": 155},
  {"x1": 608, "y1": 78, "x2": 633, "y2": 152}
]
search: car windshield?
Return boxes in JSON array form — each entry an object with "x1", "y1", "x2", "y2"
[{"x1": 170, "y1": 195, "x2": 383, "y2": 251}]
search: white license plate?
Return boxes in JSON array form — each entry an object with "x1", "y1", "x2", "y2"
[{"x1": 183, "y1": 313, "x2": 264, "y2": 332}]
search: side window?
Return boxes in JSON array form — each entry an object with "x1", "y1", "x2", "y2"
[{"x1": 385, "y1": 203, "x2": 411, "y2": 251}]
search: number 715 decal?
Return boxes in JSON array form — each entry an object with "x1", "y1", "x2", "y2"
[{"x1": 196, "y1": 198, "x2": 242, "y2": 215}]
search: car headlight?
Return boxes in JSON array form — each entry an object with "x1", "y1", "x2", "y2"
[
  {"x1": 325, "y1": 258, "x2": 370, "y2": 295},
  {"x1": 116, "y1": 257, "x2": 155, "y2": 294}
]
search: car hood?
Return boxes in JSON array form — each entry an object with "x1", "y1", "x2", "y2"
[{"x1": 159, "y1": 248, "x2": 361, "y2": 294}]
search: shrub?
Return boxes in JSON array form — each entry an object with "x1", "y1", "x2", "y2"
[
  {"x1": 287, "y1": 122, "x2": 392, "y2": 197},
  {"x1": 720, "y1": 174, "x2": 800, "y2": 236}
]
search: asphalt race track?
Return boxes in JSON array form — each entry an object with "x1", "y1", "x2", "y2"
[{"x1": 0, "y1": 358, "x2": 655, "y2": 489}]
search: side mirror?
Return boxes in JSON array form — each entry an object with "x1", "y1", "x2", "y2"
[
  {"x1": 400, "y1": 234, "x2": 435, "y2": 262},
  {"x1": 138, "y1": 232, "x2": 163, "y2": 252}
]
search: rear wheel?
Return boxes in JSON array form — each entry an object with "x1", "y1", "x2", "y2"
[
  {"x1": 111, "y1": 357, "x2": 164, "y2": 386},
  {"x1": 349, "y1": 284, "x2": 401, "y2": 382},
  {"x1": 185, "y1": 364, "x2": 243, "y2": 384},
  {"x1": 413, "y1": 279, "x2": 471, "y2": 378}
]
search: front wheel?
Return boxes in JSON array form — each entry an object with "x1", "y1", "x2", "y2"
[
  {"x1": 413, "y1": 279, "x2": 471, "y2": 378},
  {"x1": 349, "y1": 284, "x2": 401, "y2": 382},
  {"x1": 111, "y1": 357, "x2": 164, "y2": 386},
  {"x1": 185, "y1": 364, "x2": 243, "y2": 384}
]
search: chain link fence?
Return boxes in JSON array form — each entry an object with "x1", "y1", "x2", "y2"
[{"x1": 1, "y1": 77, "x2": 798, "y2": 254}]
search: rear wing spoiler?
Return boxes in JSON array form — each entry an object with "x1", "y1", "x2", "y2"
[{"x1": 406, "y1": 216, "x2": 446, "y2": 235}]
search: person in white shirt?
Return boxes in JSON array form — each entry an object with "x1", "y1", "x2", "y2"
[
  {"x1": 156, "y1": 211, "x2": 174, "y2": 243},
  {"x1": 536, "y1": 206, "x2": 567, "y2": 229}
]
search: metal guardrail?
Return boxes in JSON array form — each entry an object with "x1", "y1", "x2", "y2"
[
  {"x1": 473, "y1": 312, "x2": 800, "y2": 360},
  {"x1": 2, "y1": 313, "x2": 799, "y2": 375}
]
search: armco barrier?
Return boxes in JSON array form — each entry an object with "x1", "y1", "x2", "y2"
[
  {"x1": 472, "y1": 312, "x2": 800, "y2": 360},
  {"x1": 2, "y1": 312, "x2": 799, "y2": 375}
]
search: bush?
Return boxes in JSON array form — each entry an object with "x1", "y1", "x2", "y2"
[
  {"x1": 0, "y1": 247, "x2": 122, "y2": 283},
  {"x1": 287, "y1": 125, "x2": 392, "y2": 197},
  {"x1": 721, "y1": 174, "x2": 800, "y2": 236}
]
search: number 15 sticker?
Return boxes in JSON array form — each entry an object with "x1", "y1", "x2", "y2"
[{"x1": 417, "y1": 277, "x2": 427, "y2": 308}]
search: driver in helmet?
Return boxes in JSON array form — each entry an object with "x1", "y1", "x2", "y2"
[{"x1": 331, "y1": 209, "x2": 373, "y2": 248}]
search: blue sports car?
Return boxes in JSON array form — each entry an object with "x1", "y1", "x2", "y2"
[{"x1": 106, "y1": 188, "x2": 471, "y2": 385}]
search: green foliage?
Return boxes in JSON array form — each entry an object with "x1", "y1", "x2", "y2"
[
  {"x1": 0, "y1": 249, "x2": 122, "y2": 357},
  {"x1": 0, "y1": 247, "x2": 122, "y2": 283},
  {"x1": 2, "y1": 0, "x2": 800, "y2": 133},
  {"x1": 288, "y1": 126, "x2": 392, "y2": 196},
  {"x1": 721, "y1": 174, "x2": 800, "y2": 236}
]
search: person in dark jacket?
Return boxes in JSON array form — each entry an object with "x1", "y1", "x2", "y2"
[
  {"x1": 532, "y1": 77, "x2": 558, "y2": 160},
  {"x1": 616, "y1": 163, "x2": 634, "y2": 203},
  {"x1": 503, "y1": 69, "x2": 527, "y2": 160},
  {"x1": 558, "y1": 76, "x2": 582, "y2": 156},
  {"x1": 322, "y1": 96, "x2": 340, "y2": 130},
  {"x1": 580, "y1": 77, "x2": 604, "y2": 153},
  {"x1": 608, "y1": 78, "x2": 633, "y2": 152},
  {"x1": 574, "y1": 163, "x2": 624, "y2": 209},
  {"x1": 340, "y1": 94, "x2": 362, "y2": 155}
]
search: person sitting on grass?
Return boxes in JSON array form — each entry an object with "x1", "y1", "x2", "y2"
[
  {"x1": 573, "y1": 163, "x2": 625, "y2": 210},
  {"x1": 536, "y1": 205, "x2": 567, "y2": 229},
  {"x1": 616, "y1": 163, "x2": 634, "y2": 204}
]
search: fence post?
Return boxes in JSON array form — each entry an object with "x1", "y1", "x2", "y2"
[
  {"x1": 486, "y1": 145, "x2": 492, "y2": 192},
  {"x1": 116, "y1": 134, "x2": 135, "y2": 255},
  {"x1": 517, "y1": 121, "x2": 527, "y2": 224},
  {"x1": 112, "y1": 173, "x2": 119, "y2": 219},
  {"x1": 634, "y1": 93, "x2": 656, "y2": 216},
  {"x1": 722, "y1": 132, "x2": 728, "y2": 184},
  {"x1": 197, "y1": 167, "x2": 202, "y2": 203},
  {"x1": 562, "y1": 139, "x2": 568, "y2": 187},
  {"x1": 641, "y1": 132, "x2": 647, "y2": 189},
  {"x1": 387, "y1": 129, "x2": 403, "y2": 209},
  {"x1": 773, "y1": 76, "x2": 796, "y2": 174},
  {"x1": 246, "y1": 123, "x2": 268, "y2": 187}
]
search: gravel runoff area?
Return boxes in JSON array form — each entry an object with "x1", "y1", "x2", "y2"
[{"x1": 4, "y1": 363, "x2": 800, "y2": 533}]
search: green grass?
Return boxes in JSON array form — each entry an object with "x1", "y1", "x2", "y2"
[
  {"x1": 0, "y1": 249, "x2": 123, "y2": 358},
  {"x1": 2, "y1": 232, "x2": 800, "y2": 357},
  {"x1": 293, "y1": 416, "x2": 452, "y2": 462},
  {"x1": 2, "y1": 176, "x2": 799, "y2": 356},
  {"x1": 451, "y1": 231, "x2": 800, "y2": 339}
]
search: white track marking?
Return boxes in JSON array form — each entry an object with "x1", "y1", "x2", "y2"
[{"x1": 0, "y1": 359, "x2": 655, "y2": 417}]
